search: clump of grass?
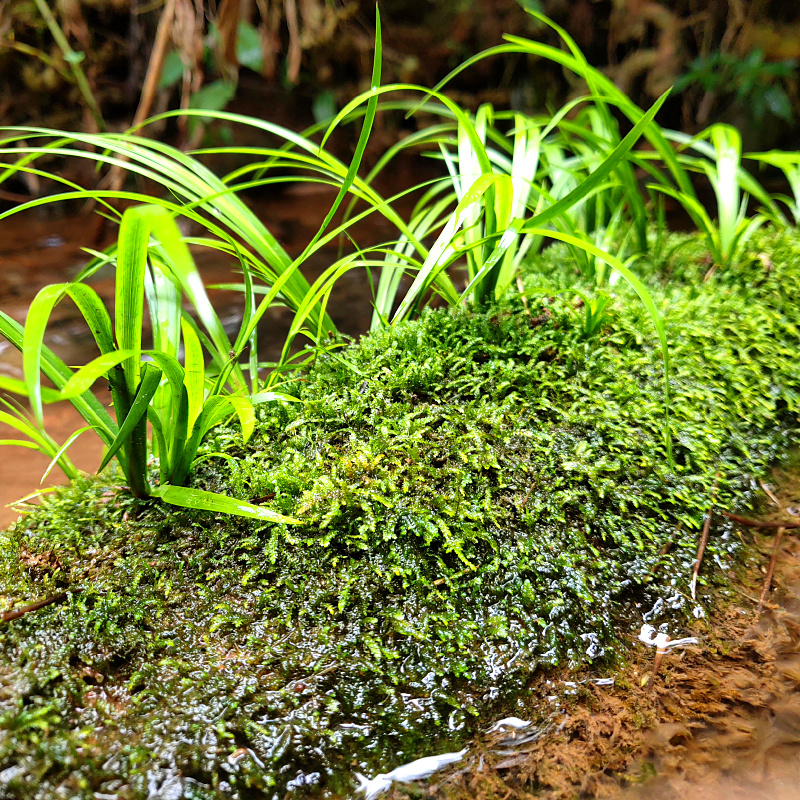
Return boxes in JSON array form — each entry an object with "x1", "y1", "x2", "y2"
[
  {"x1": 0, "y1": 205, "x2": 299, "y2": 522},
  {"x1": 0, "y1": 11, "x2": 680, "y2": 501}
]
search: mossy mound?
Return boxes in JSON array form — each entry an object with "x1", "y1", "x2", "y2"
[{"x1": 2, "y1": 229, "x2": 800, "y2": 798}]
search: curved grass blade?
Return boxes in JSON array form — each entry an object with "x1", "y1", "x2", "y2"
[
  {"x1": 0, "y1": 309, "x2": 117, "y2": 447},
  {"x1": 40, "y1": 426, "x2": 92, "y2": 484},
  {"x1": 98, "y1": 363, "x2": 162, "y2": 473}
]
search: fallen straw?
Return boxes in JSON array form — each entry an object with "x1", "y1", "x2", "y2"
[
  {"x1": 1, "y1": 592, "x2": 67, "y2": 623},
  {"x1": 757, "y1": 526, "x2": 785, "y2": 615},
  {"x1": 356, "y1": 748, "x2": 467, "y2": 799},
  {"x1": 720, "y1": 511, "x2": 800, "y2": 529},
  {"x1": 690, "y1": 507, "x2": 713, "y2": 600}
]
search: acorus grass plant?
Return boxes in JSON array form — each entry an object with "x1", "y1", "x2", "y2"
[
  {"x1": 0, "y1": 8, "x2": 796, "y2": 524},
  {"x1": 2, "y1": 7, "x2": 800, "y2": 796},
  {"x1": 0, "y1": 205, "x2": 299, "y2": 521},
  {"x1": 0, "y1": 9, "x2": 687, "y2": 509}
]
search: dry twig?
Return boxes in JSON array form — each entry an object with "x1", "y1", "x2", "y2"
[
  {"x1": 690, "y1": 507, "x2": 713, "y2": 599},
  {"x1": 720, "y1": 510, "x2": 800, "y2": 529},
  {"x1": 757, "y1": 526, "x2": 785, "y2": 615},
  {"x1": 1, "y1": 592, "x2": 67, "y2": 623}
]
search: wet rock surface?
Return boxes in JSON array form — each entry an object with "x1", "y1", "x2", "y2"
[{"x1": 2, "y1": 228, "x2": 800, "y2": 797}]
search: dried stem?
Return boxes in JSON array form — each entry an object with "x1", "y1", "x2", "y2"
[
  {"x1": 720, "y1": 511, "x2": 800, "y2": 529},
  {"x1": 690, "y1": 507, "x2": 713, "y2": 599},
  {"x1": 759, "y1": 478, "x2": 782, "y2": 508},
  {"x1": 31, "y1": 0, "x2": 105, "y2": 131},
  {"x1": 757, "y1": 526, "x2": 785, "y2": 615},
  {"x1": 1, "y1": 592, "x2": 67, "y2": 623},
  {"x1": 106, "y1": 0, "x2": 177, "y2": 194}
]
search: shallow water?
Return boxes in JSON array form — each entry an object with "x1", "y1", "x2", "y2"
[
  {"x1": 620, "y1": 531, "x2": 800, "y2": 800},
  {"x1": 433, "y1": 477, "x2": 800, "y2": 800}
]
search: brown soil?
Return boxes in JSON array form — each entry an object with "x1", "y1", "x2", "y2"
[{"x1": 414, "y1": 477, "x2": 800, "y2": 800}]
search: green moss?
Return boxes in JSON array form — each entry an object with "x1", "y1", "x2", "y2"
[{"x1": 1, "y1": 228, "x2": 800, "y2": 797}]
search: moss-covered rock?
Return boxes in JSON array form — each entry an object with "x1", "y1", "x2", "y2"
[{"x1": 1, "y1": 229, "x2": 800, "y2": 798}]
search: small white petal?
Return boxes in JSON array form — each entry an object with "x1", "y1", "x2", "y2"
[
  {"x1": 638, "y1": 624, "x2": 658, "y2": 645},
  {"x1": 356, "y1": 772, "x2": 392, "y2": 800},
  {"x1": 356, "y1": 749, "x2": 467, "y2": 798}
]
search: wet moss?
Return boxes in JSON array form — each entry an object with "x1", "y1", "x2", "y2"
[{"x1": 1, "y1": 228, "x2": 800, "y2": 798}]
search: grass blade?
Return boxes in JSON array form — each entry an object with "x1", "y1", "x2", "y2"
[
  {"x1": 151, "y1": 484, "x2": 301, "y2": 524},
  {"x1": 529, "y1": 228, "x2": 672, "y2": 465},
  {"x1": 98, "y1": 363, "x2": 162, "y2": 473}
]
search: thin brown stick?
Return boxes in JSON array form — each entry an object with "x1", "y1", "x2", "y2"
[
  {"x1": 720, "y1": 511, "x2": 800, "y2": 529},
  {"x1": 1, "y1": 592, "x2": 67, "y2": 623},
  {"x1": 0, "y1": 189, "x2": 34, "y2": 203},
  {"x1": 690, "y1": 507, "x2": 713, "y2": 599},
  {"x1": 757, "y1": 526, "x2": 785, "y2": 615},
  {"x1": 521, "y1": 481, "x2": 537, "y2": 508},
  {"x1": 651, "y1": 647, "x2": 665, "y2": 679},
  {"x1": 690, "y1": 474, "x2": 719, "y2": 599},
  {"x1": 103, "y1": 0, "x2": 177, "y2": 195}
]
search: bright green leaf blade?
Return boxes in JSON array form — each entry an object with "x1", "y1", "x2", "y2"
[
  {"x1": 529, "y1": 228, "x2": 673, "y2": 465},
  {"x1": 40, "y1": 427, "x2": 89, "y2": 483},
  {"x1": 98, "y1": 363, "x2": 162, "y2": 473},
  {"x1": 0, "y1": 439, "x2": 40, "y2": 449},
  {"x1": 227, "y1": 395, "x2": 255, "y2": 443},
  {"x1": 0, "y1": 375, "x2": 62, "y2": 403},
  {"x1": 251, "y1": 391, "x2": 300, "y2": 404},
  {"x1": 180, "y1": 317, "x2": 205, "y2": 433},
  {"x1": 22, "y1": 283, "x2": 69, "y2": 422},
  {"x1": 59, "y1": 350, "x2": 140, "y2": 399},
  {"x1": 0, "y1": 309, "x2": 118, "y2": 446},
  {"x1": 116, "y1": 209, "x2": 149, "y2": 392},
  {"x1": 151, "y1": 484, "x2": 301, "y2": 524}
]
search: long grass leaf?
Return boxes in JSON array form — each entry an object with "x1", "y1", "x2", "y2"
[
  {"x1": 59, "y1": 350, "x2": 140, "y2": 399},
  {"x1": 151, "y1": 484, "x2": 301, "y2": 524},
  {"x1": 40, "y1": 427, "x2": 90, "y2": 483},
  {"x1": 0, "y1": 309, "x2": 117, "y2": 445},
  {"x1": 529, "y1": 228, "x2": 672, "y2": 464},
  {"x1": 98, "y1": 362, "x2": 162, "y2": 474},
  {"x1": 180, "y1": 317, "x2": 205, "y2": 434}
]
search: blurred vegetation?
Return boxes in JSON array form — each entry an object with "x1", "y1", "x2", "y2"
[{"x1": 1, "y1": 1, "x2": 798, "y2": 149}]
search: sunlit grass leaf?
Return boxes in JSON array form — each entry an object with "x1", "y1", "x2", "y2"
[
  {"x1": 0, "y1": 400, "x2": 78, "y2": 480},
  {"x1": 529, "y1": 228, "x2": 672, "y2": 464},
  {"x1": 150, "y1": 485, "x2": 300, "y2": 524},
  {"x1": 0, "y1": 310, "x2": 118, "y2": 448}
]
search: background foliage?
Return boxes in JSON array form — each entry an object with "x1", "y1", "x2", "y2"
[{"x1": 1, "y1": 0, "x2": 798, "y2": 149}]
